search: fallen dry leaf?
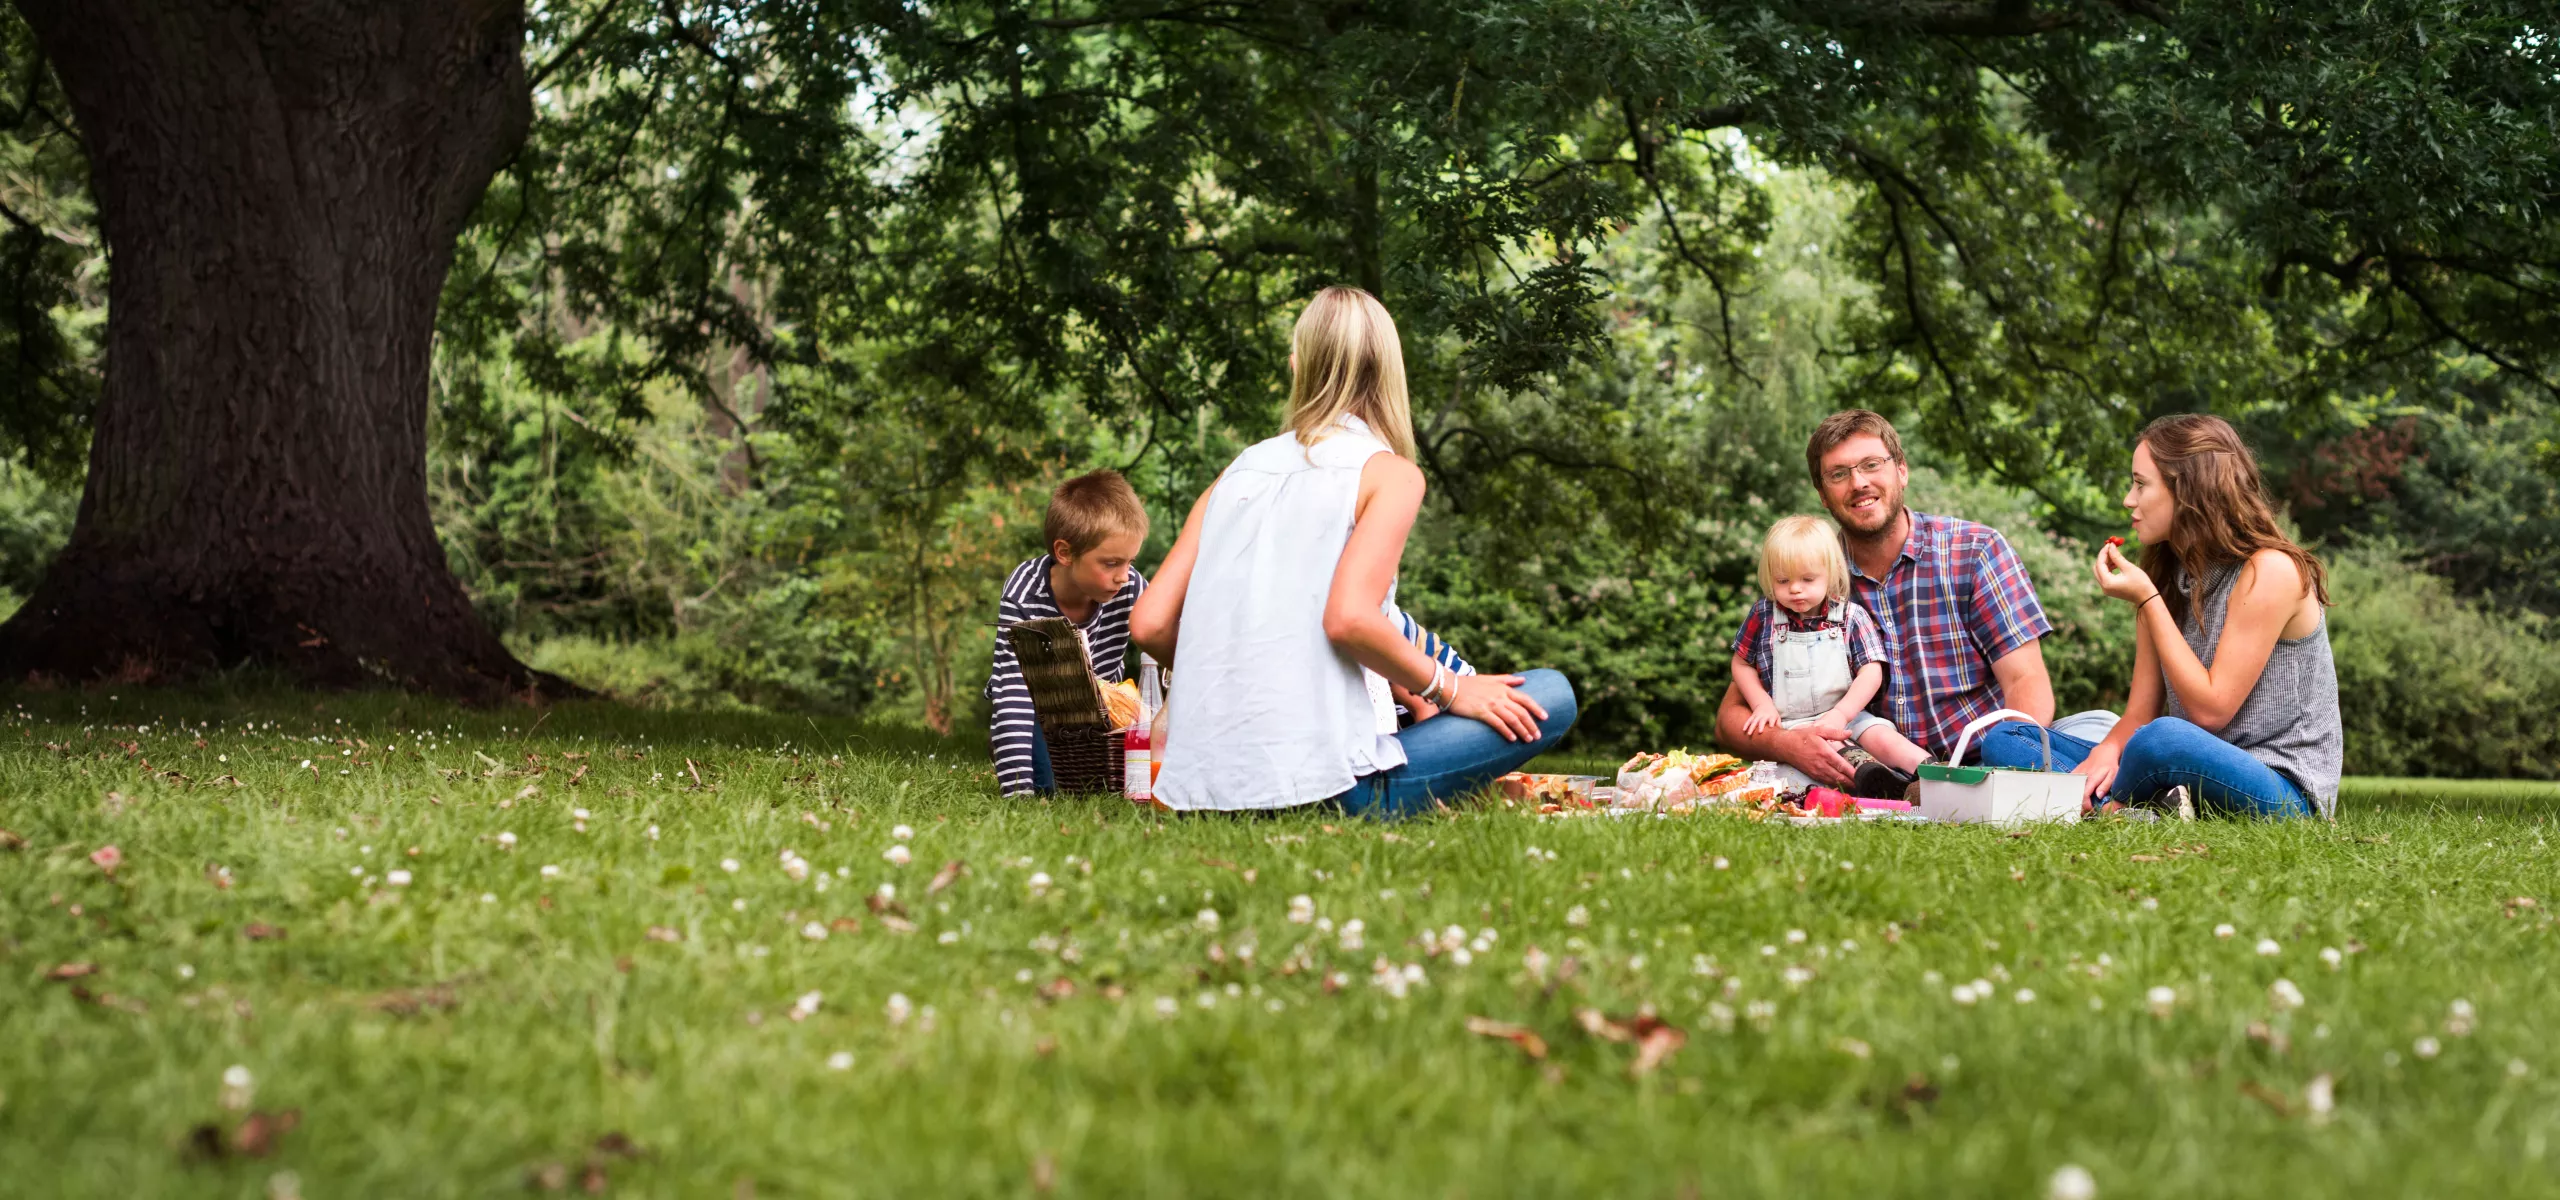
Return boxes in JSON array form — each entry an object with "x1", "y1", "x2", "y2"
[
  {"x1": 242, "y1": 923, "x2": 286, "y2": 941},
  {"x1": 865, "y1": 893, "x2": 909, "y2": 919},
  {"x1": 2129, "y1": 854, "x2": 2163, "y2": 863},
  {"x1": 1464, "y1": 1016, "x2": 1549, "y2": 1059},
  {"x1": 1629, "y1": 1022, "x2": 1687, "y2": 1076},
  {"x1": 232, "y1": 1109, "x2": 301, "y2": 1157},
  {"x1": 2238, "y1": 1080, "x2": 2292, "y2": 1116},
  {"x1": 877, "y1": 915, "x2": 917, "y2": 934},
  {"x1": 45, "y1": 961, "x2": 98, "y2": 981},
  {"x1": 1035, "y1": 1036, "x2": 1058, "y2": 1057},
  {"x1": 828, "y1": 917, "x2": 862, "y2": 933},
  {"x1": 646, "y1": 925, "x2": 683, "y2": 943},
  {"x1": 927, "y1": 859, "x2": 968, "y2": 894},
  {"x1": 1040, "y1": 977, "x2": 1077, "y2": 1001},
  {"x1": 594, "y1": 1131, "x2": 643, "y2": 1159},
  {"x1": 0, "y1": 828, "x2": 24, "y2": 851},
  {"x1": 1032, "y1": 1153, "x2": 1057, "y2": 1194}
]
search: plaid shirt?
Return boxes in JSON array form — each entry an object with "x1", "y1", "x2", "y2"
[
  {"x1": 1843, "y1": 510, "x2": 2052, "y2": 757},
  {"x1": 1730, "y1": 598, "x2": 1889, "y2": 683}
]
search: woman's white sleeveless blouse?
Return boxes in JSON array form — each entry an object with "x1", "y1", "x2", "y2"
[{"x1": 1153, "y1": 418, "x2": 1407, "y2": 811}]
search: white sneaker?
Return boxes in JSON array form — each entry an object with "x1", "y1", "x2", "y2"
[{"x1": 2167, "y1": 784, "x2": 2195, "y2": 822}]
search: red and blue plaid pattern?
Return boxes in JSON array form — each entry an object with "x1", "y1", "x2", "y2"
[{"x1": 1845, "y1": 510, "x2": 2052, "y2": 756}]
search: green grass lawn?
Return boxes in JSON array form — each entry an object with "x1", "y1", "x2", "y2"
[{"x1": 3, "y1": 690, "x2": 2556, "y2": 1198}]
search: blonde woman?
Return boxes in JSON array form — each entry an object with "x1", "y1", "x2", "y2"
[{"x1": 1130, "y1": 287, "x2": 1577, "y2": 816}]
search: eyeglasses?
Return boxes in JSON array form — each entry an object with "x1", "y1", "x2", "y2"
[{"x1": 1821, "y1": 455, "x2": 1898, "y2": 487}]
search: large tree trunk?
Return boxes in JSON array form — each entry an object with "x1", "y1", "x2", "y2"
[{"x1": 1, "y1": 0, "x2": 568, "y2": 702}]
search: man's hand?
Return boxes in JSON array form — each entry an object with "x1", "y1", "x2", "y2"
[
  {"x1": 1742, "y1": 702, "x2": 1783, "y2": 736},
  {"x1": 1717, "y1": 681, "x2": 1853, "y2": 785}
]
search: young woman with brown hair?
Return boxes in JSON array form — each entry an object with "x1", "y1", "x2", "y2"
[{"x1": 1979, "y1": 413, "x2": 2342, "y2": 817}]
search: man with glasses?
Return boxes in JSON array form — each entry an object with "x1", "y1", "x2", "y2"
[{"x1": 1716, "y1": 410, "x2": 2056, "y2": 792}]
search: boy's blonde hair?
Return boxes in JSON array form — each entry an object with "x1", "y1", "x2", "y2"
[
  {"x1": 1757, "y1": 515, "x2": 1850, "y2": 603},
  {"x1": 1045, "y1": 469, "x2": 1150, "y2": 558},
  {"x1": 1287, "y1": 287, "x2": 1417, "y2": 459}
]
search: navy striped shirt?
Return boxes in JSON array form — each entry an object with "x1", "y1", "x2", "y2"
[{"x1": 985, "y1": 556, "x2": 1147, "y2": 797}]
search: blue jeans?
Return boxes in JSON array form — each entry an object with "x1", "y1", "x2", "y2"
[
  {"x1": 1332, "y1": 669, "x2": 1579, "y2": 819},
  {"x1": 1028, "y1": 725, "x2": 1057, "y2": 794},
  {"x1": 1972, "y1": 717, "x2": 2316, "y2": 819}
]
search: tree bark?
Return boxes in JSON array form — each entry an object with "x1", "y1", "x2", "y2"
[{"x1": 1, "y1": 0, "x2": 570, "y2": 701}]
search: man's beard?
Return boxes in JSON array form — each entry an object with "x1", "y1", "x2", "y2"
[{"x1": 1834, "y1": 484, "x2": 1905, "y2": 538}]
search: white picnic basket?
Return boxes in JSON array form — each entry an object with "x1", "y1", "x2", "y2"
[{"x1": 1913, "y1": 709, "x2": 2082, "y2": 826}]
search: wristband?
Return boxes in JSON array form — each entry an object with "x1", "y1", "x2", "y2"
[{"x1": 2139, "y1": 592, "x2": 2165, "y2": 614}]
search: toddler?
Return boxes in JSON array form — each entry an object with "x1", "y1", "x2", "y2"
[{"x1": 1729, "y1": 515, "x2": 1927, "y2": 782}]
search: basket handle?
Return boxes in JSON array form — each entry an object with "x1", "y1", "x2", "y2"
[{"x1": 1946, "y1": 708, "x2": 2051, "y2": 771}]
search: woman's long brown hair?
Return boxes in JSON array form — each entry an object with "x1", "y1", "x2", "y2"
[{"x1": 2137, "y1": 413, "x2": 2330, "y2": 626}]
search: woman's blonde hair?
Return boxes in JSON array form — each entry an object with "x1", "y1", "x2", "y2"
[
  {"x1": 1757, "y1": 515, "x2": 1850, "y2": 603},
  {"x1": 1287, "y1": 287, "x2": 1417, "y2": 459}
]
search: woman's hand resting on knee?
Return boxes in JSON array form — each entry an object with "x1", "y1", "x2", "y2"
[{"x1": 1442, "y1": 673, "x2": 1548, "y2": 742}]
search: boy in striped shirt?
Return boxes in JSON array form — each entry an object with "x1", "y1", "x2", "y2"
[
  {"x1": 986, "y1": 472, "x2": 1478, "y2": 795},
  {"x1": 987, "y1": 471, "x2": 1152, "y2": 797}
]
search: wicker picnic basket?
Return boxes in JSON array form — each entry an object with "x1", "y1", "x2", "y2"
[{"x1": 1001, "y1": 617, "x2": 1124, "y2": 795}]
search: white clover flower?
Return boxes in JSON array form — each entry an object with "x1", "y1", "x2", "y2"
[
  {"x1": 2213, "y1": 923, "x2": 2235, "y2": 939},
  {"x1": 790, "y1": 990, "x2": 823, "y2": 1020},
  {"x1": 539, "y1": 864, "x2": 561, "y2": 879},
  {"x1": 1338, "y1": 918, "x2": 1366, "y2": 951},
  {"x1": 2147, "y1": 986, "x2": 2178, "y2": 1017},
  {"x1": 937, "y1": 930, "x2": 959, "y2": 945},
  {"x1": 2047, "y1": 1164, "x2": 2097, "y2": 1200},
  {"x1": 885, "y1": 993, "x2": 913, "y2": 1025},
  {"x1": 496, "y1": 832, "x2": 518, "y2": 849},
  {"x1": 1783, "y1": 966, "x2": 1814, "y2": 988},
  {"x1": 1952, "y1": 983, "x2": 1980, "y2": 1005},
  {"x1": 720, "y1": 858, "x2": 740, "y2": 873},
  {"x1": 2320, "y1": 946, "x2": 2344, "y2": 970},
  {"x1": 2139, "y1": 896, "x2": 2159, "y2": 910},
  {"x1": 1450, "y1": 946, "x2": 1473, "y2": 967},
  {"x1": 1564, "y1": 905, "x2": 1591, "y2": 928},
  {"x1": 802, "y1": 921, "x2": 829, "y2": 941},
  {"x1": 1196, "y1": 909, "x2": 1221, "y2": 932},
  {"x1": 2255, "y1": 938, "x2": 2281, "y2": 957},
  {"x1": 1153, "y1": 996, "x2": 1179, "y2": 1018},
  {"x1": 826, "y1": 1051, "x2": 855, "y2": 1071},
  {"x1": 1712, "y1": 856, "x2": 1731, "y2": 870},
  {"x1": 2414, "y1": 1036, "x2": 2442, "y2": 1060},
  {"x1": 2014, "y1": 988, "x2": 2036, "y2": 1004},
  {"x1": 883, "y1": 845, "x2": 912, "y2": 866},
  {"x1": 572, "y1": 808, "x2": 591, "y2": 821},
  {"x1": 1785, "y1": 929, "x2": 1808, "y2": 945},
  {"x1": 877, "y1": 882, "x2": 897, "y2": 901},
  {"x1": 1027, "y1": 872, "x2": 1053, "y2": 896},
  {"x1": 386, "y1": 869, "x2": 413, "y2": 887},
  {"x1": 481, "y1": 893, "x2": 497, "y2": 904},
  {"x1": 219, "y1": 1064, "x2": 255, "y2": 1111},
  {"x1": 892, "y1": 824, "x2": 914, "y2": 842},
  {"x1": 2509, "y1": 1058, "x2": 2530, "y2": 1078},
  {"x1": 646, "y1": 825, "x2": 660, "y2": 841},
  {"x1": 2269, "y1": 978, "x2": 2306, "y2": 1010},
  {"x1": 2447, "y1": 998, "x2": 2476, "y2": 1037},
  {"x1": 732, "y1": 898, "x2": 747, "y2": 912}
]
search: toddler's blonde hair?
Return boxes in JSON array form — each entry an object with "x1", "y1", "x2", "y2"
[{"x1": 1757, "y1": 515, "x2": 1850, "y2": 604}]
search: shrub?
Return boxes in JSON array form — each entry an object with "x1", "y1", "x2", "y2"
[{"x1": 2326, "y1": 541, "x2": 2560, "y2": 779}]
